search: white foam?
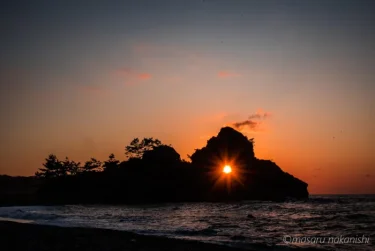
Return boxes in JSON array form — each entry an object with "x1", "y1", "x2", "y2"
[{"x1": 0, "y1": 217, "x2": 34, "y2": 224}]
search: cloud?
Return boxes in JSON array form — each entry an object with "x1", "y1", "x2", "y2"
[
  {"x1": 232, "y1": 120, "x2": 259, "y2": 130},
  {"x1": 249, "y1": 109, "x2": 271, "y2": 119},
  {"x1": 231, "y1": 110, "x2": 271, "y2": 132},
  {"x1": 137, "y1": 73, "x2": 152, "y2": 80},
  {"x1": 116, "y1": 67, "x2": 152, "y2": 85},
  {"x1": 217, "y1": 70, "x2": 240, "y2": 78}
]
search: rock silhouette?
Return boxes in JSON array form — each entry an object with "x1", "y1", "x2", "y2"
[
  {"x1": 142, "y1": 145, "x2": 181, "y2": 165},
  {"x1": 190, "y1": 127, "x2": 255, "y2": 168},
  {"x1": 0, "y1": 127, "x2": 308, "y2": 206},
  {"x1": 190, "y1": 127, "x2": 308, "y2": 201}
]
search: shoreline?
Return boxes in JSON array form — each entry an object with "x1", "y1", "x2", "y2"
[{"x1": 0, "y1": 220, "x2": 252, "y2": 251}]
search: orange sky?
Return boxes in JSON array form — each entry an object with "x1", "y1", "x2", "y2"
[{"x1": 0, "y1": 1, "x2": 374, "y2": 194}]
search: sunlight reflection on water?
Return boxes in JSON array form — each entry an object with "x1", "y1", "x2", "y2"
[{"x1": 0, "y1": 195, "x2": 374, "y2": 250}]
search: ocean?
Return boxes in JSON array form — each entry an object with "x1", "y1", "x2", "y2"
[{"x1": 0, "y1": 195, "x2": 374, "y2": 250}]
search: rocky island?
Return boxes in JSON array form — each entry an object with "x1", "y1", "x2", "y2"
[
  {"x1": 1, "y1": 127, "x2": 308, "y2": 206},
  {"x1": 190, "y1": 127, "x2": 309, "y2": 201}
]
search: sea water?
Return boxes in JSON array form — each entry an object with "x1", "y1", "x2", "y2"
[{"x1": 0, "y1": 195, "x2": 374, "y2": 250}]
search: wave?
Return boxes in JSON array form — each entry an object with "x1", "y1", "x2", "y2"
[
  {"x1": 0, "y1": 208, "x2": 65, "y2": 221},
  {"x1": 308, "y1": 197, "x2": 337, "y2": 204},
  {"x1": 323, "y1": 213, "x2": 373, "y2": 223},
  {"x1": 345, "y1": 213, "x2": 372, "y2": 220},
  {"x1": 0, "y1": 199, "x2": 373, "y2": 251},
  {"x1": 174, "y1": 227, "x2": 218, "y2": 236},
  {"x1": 309, "y1": 195, "x2": 375, "y2": 205}
]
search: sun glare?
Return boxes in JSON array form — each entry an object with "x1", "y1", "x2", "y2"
[{"x1": 223, "y1": 165, "x2": 232, "y2": 174}]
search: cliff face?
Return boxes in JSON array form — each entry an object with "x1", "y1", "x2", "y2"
[{"x1": 190, "y1": 127, "x2": 309, "y2": 200}]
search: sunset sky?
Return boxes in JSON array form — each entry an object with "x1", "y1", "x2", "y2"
[{"x1": 1, "y1": 0, "x2": 374, "y2": 194}]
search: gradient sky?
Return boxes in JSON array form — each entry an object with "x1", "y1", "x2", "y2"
[{"x1": 1, "y1": 0, "x2": 374, "y2": 194}]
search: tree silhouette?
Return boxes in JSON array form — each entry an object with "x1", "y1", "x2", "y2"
[
  {"x1": 102, "y1": 153, "x2": 119, "y2": 172},
  {"x1": 125, "y1": 137, "x2": 162, "y2": 159},
  {"x1": 83, "y1": 158, "x2": 102, "y2": 172},
  {"x1": 35, "y1": 154, "x2": 63, "y2": 178},
  {"x1": 69, "y1": 160, "x2": 82, "y2": 175},
  {"x1": 62, "y1": 157, "x2": 81, "y2": 175},
  {"x1": 33, "y1": 127, "x2": 309, "y2": 203}
]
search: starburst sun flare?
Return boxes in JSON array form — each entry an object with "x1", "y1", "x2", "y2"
[{"x1": 223, "y1": 165, "x2": 232, "y2": 174}]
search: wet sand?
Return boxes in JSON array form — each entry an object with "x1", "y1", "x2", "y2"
[{"x1": 0, "y1": 220, "x2": 251, "y2": 251}]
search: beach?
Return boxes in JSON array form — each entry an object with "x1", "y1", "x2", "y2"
[
  {"x1": 0, "y1": 220, "x2": 250, "y2": 251},
  {"x1": 1, "y1": 196, "x2": 374, "y2": 251}
]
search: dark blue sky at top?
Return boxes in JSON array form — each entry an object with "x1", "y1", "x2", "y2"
[
  {"x1": 1, "y1": 0, "x2": 374, "y2": 104},
  {"x1": 2, "y1": 0, "x2": 375, "y2": 64}
]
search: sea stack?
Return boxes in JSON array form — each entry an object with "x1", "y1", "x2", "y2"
[{"x1": 190, "y1": 127, "x2": 309, "y2": 201}]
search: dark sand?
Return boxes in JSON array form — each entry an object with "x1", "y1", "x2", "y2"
[{"x1": 0, "y1": 220, "x2": 251, "y2": 251}]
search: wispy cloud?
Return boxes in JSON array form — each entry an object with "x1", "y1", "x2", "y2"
[
  {"x1": 116, "y1": 67, "x2": 152, "y2": 85},
  {"x1": 231, "y1": 109, "x2": 271, "y2": 132},
  {"x1": 217, "y1": 70, "x2": 240, "y2": 78},
  {"x1": 232, "y1": 120, "x2": 259, "y2": 130},
  {"x1": 248, "y1": 110, "x2": 271, "y2": 119},
  {"x1": 137, "y1": 73, "x2": 152, "y2": 80}
]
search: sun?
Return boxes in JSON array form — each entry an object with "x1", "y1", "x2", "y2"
[{"x1": 223, "y1": 165, "x2": 232, "y2": 174}]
